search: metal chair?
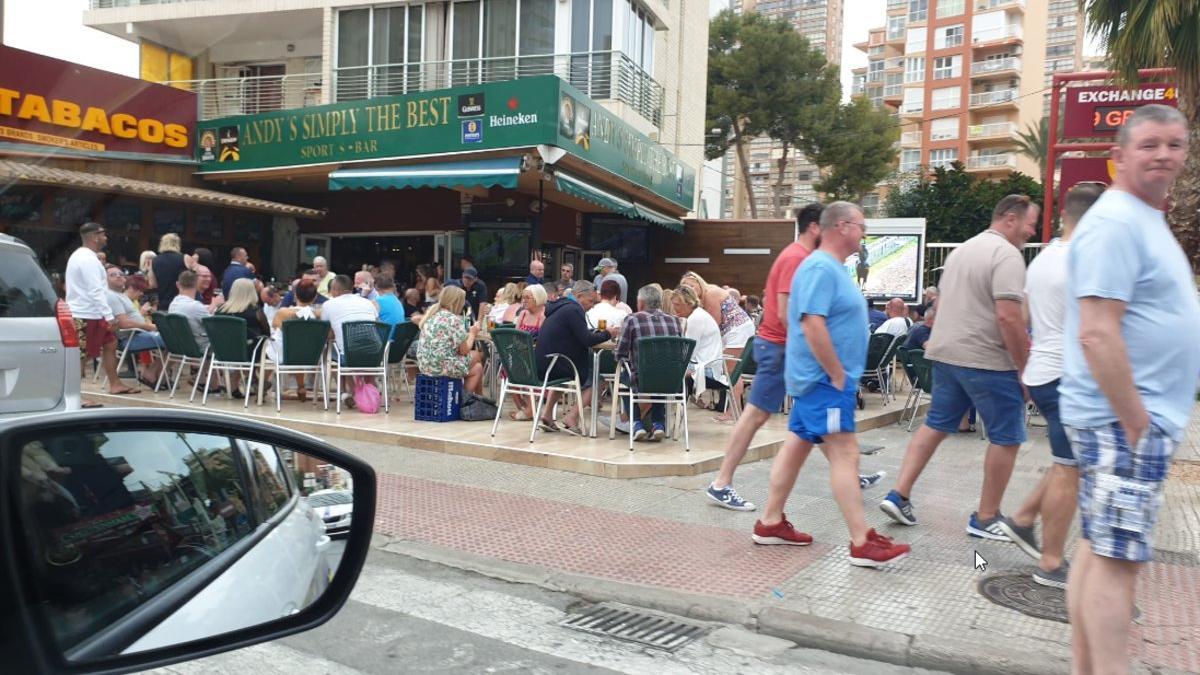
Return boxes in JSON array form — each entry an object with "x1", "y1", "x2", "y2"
[
  {"x1": 386, "y1": 322, "x2": 421, "y2": 395},
  {"x1": 611, "y1": 336, "x2": 696, "y2": 451},
  {"x1": 152, "y1": 312, "x2": 211, "y2": 401},
  {"x1": 200, "y1": 315, "x2": 266, "y2": 407},
  {"x1": 900, "y1": 349, "x2": 934, "y2": 431},
  {"x1": 489, "y1": 327, "x2": 585, "y2": 442},
  {"x1": 331, "y1": 320, "x2": 392, "y2": 414},
  {"x1": 93, "y1": 327, "x2": 162, "y2": 386},
  {"x1": 861, "y1": 332, "x2": 904, "y2": 405},
  {"x1": 272, "y1": 319, "x2": 331, "y2": 412}
]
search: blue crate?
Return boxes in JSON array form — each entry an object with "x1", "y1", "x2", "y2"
[{"x1": 414, "y1": 375, "x2": 462, "y2": 422}]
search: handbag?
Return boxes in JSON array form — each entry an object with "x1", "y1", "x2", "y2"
[
  {"x1": 353, "y1": 377, "x2": 381, "y2": 414},
  {"x1": 459, "y1": 393, "x2": 499, "y2": 421}
]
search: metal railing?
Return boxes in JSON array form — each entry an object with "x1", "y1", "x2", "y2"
[
  {"x1": 333, "y1": 51, "x2": 664, "y2": 127},
  {"x1": 967, "y1": 153, "x2": 1017, "y2": 169},
  {"x1": 975, "y1": 0, "x2": 1024, "y2": 11},
  {"x1": 924, "y1": 241, "x2": 1044, "y2": 286},
  {"x1": 972, "y1": 56, "x2": 1021, "y2": 75},
  {"x1": 89, "y1": 0, "x2": 203, "y2": 7},
  {"x1": 162, "y1": 71, "x2": 324, "y2": 120},
  {"x1": 883, "y1": 84, "x2": 904, "y2": 97},
  {"x1": 968, "y1": 121, "x2": 1018, "y2": 139},
  {"x1": 887, "y1": 0, "x2": 908, "y2": 8},
  {"x1": 969, "y1": 88, "x2": 1018, "y2": 106},
  {"x1": 935, "y1": 34, "x2": 964, "y2": 49}
]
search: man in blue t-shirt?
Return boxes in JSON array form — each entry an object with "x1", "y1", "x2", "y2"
[
  {"x1": 373, "y1": 273, "x2": 407, "y2": 339},
  {"x1": 1058, "y1": 105, "x2": 1199, "y2": 672},
  {"x1": 751, "y1": 201, "x2": 910, "y2": 568}
]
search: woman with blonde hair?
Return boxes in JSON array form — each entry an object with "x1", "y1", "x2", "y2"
[
  {"x1": 680, "y1": 271, "x2": 754, "y2": 422},
  {"x1": 416, "y1": 285, "x2": 484, "y2": 394},
  {"x1": 152, "y1": 232, "x2": 187, "y2": 309},
  {"x1": 139, "y1": 250, "x2": 157, "y2": 290},
  {"x1": 504, "y1": 283, "x2": 548, "y2": 421},
  {"x1": 671, "y1": 284, "x2": 729, "y2": 411},
  {"x1": 489, "y1": 282, "x2": 520, "y2": 323},
  {"x1": 216, "y1": 277, "x2": 270, "y2": 396}
]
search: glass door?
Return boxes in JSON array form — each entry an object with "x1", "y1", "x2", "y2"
[{"x1": 300, "y1": 235, "x2": 331, "y2": 267}]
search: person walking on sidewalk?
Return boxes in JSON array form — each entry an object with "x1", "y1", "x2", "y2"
[
  {"x1": 994, "y1": 182, "x2": 1106, "y2": 589},
  {"x1": 706, "y1": 203, "x2": 884, "y2": 511},
  {"x1": 1058, "y1": 105, "x2": 1199, "y2": 674},
  {"x1": 752, "y1": 202, "x2": 910, "y2": 568},
  {"x1": 880, "y1": 194, "x2": 1038, "y2": 540}
]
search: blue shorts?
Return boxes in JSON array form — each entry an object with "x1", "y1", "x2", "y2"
[
  {"x1": 1027, "y1": 379, "x2": 1074, "y2": 466},
  {"x1": 788, "y1": 380, "x2": 857, "y2": 444},
  {"x1": 747, "y1": 339, "x2": 787, "y2": 413},
  {"x1": 1068, "y1": 422, "x2": 1176, "y2": 563},
  {"x1": 118, "y1": 331, "x2": 165, "y2": 353},
  {"x1": 925, "y1": 362, "x2": 1026, "y2": 446}
]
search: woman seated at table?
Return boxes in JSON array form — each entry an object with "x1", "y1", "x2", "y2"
[
  {"x1": 505, "y1": 284, "x2": 547, "y2": 420},
  {"x1": 489, "y1": 282, "x2": 520, "y2": 324},
  {"x1": 671, "y1": 285, "x2": 730, "y2": 417},
  {"x1": 415, "y1": 286, "x2": 484, "y2": 394},
  {"x1": 267, "y1": 279, "x2": 321, "y2": 401},
  {"x1": 215, "y1": 277, "x2": 270, "y2": 397}
]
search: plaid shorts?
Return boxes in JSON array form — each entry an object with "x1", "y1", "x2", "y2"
[{"x1": 1067, "y1": 422, "x2": 1176, "y2": 563}]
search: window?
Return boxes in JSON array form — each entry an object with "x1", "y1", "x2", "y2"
[
  {"x1": 900, "y1": 148, "x2": 922, "y2": 171},
  {"x1": 0, "y1": 248, "x2": 55, "y2": 318},
  {"x1": 887, "y1": 15, "x2": 906, "y2": 40},
  {"x1": 905, "y1": 56, "x2": 925, "y2": 82},
  {"x1": 16, "y1": 431, "x2": 256, "y2": 651},
  {"x1": 935, "y1": 25, "x2": 964, "y2": 49},
  {"x1": 931, "y1": 85, "x2": 961, "y2": 110},
  {"x1": 571, "y1": 0, "x2": 616, "y2": 98},
  {"x1": 930, "y1": 148, "x2": 958, "y2": 168},
  {"x1": 901, "y1": 88, "x2": 924, "y2": 113},
  {"x1": 244, "y1": 441, "x2": 293, "y2": 521},
  {"x1": 905, "y1": 26, "x2": 927, "y2": 53},
  {"x1": 908, "y1": 0, "x2": 927, "y2": 22},
  {"x1": 933, "y1": 55, "x2": 961, "y2": 79},
  {"x1": 337, "y1": 6, "x2": 424, "y2": 98},
  {"x1": 930, "y1": 117, "x2": 959, "y2": 140},
  {"x1": 936, "y1": 0, "x2": 964, "y2": 18}
]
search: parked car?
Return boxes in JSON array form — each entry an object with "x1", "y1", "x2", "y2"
[
  {"x1": 307, "y1": 489, "x2": 353, "y2": 537},
  {"x1": 0, "y1": 233, "x2": 81, "y2": 420}
]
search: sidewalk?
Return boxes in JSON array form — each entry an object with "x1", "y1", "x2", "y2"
[{"x1": 355, "y1": 405, "x2": 1200, "y2": 675}]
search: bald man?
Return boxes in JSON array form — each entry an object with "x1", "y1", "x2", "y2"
[{"x1": 874, "y1": 297, "x2": 912, "y2": 338}]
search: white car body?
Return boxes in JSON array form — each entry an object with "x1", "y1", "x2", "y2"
[{"x1": 308, "y1": 489, "x2": 353, "y2": 536}]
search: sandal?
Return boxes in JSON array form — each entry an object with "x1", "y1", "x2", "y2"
[
  {"x1": 508, "y1": 410, "x2": 533, "y2": 422},
  {"x1": 537, "y1": 419, "x2": 558, "y2": 433},
  {"x1": 109, "y1": 386, "x2": 141, "y2": 395},
  {"x1": 557, "y1": 422, "x2": 583, "y2": 437}
]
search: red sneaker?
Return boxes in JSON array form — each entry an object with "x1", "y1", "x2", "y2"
[
  {"x1": 752, "y1": 516, "x2": 813, "y2": 546},
  {"x1": 849, "y1": 529, "x2": 910, "y2": 567}
]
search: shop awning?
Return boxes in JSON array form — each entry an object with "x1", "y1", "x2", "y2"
[
  {"x1": 554, "y1": 171, "x2": 683, "y2": 232},
  {"x1": 329, "y1": 157, "x2": 523, "y2": 191},
  {"x1": 0, "y1": 159, "x2": 324, "y2": 219}
]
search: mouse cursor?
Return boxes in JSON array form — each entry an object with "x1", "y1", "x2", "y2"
[{"x1": 974, "y1": 551, "x2": 988, "y2": 572}]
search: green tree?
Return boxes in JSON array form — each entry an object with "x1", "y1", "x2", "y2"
[
  {"x1": 763, "y1": 49, "x2": 841, "y2": 217},
  {"x1": 705, "y1": 10, "x2": 839, "y2": 218},
  {"x1": 1014, "y1": 116, "x2": 1050, "y2": 179},
  {"x1": 884, "y1": 163, "x2": 1044, "y2": 242},
  {"x1": 797, "y1": 97, "x2": 899, "y2": 202},
  {"x1": 1083, "y1": 0, "x2": 1200, "y2": 266}
]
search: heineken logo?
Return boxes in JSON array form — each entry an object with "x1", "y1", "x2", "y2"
[{"x1": 489, "y1": 113, "x2": 539, "y2": 127}]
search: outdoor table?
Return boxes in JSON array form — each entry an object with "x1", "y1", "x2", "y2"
[{"x1": 589, "y1": 340, "x2": 617, "y2": 438}]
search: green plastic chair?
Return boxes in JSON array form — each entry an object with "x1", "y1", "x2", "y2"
[
  {"x1": 901, "y1": 349, "x2": 935, "y2": 430},
  {"x1": 273, "y1": 319, "x2": 330, "y2": 412},
  {"x1": 154, "y1": 312, "x2": 210, "y2": 401},
  {"x1": 861, "y1": 332, "x2": 903, "y2": 406},
  {"x1": 386, "y1": 322, "x2": 421, "y2": 394},
  {"x1": 611, "y1": 336, "x2": 696, "y2": 451},
  {"x1": 201, "y1": 315, "x2": 266, "y2": 408},
  {"x1": 332, "y1": 320, "x2": 392, "y2": 414},
  {"x1": 489, "y1": 327, "x2": 583, "y2": 442}
]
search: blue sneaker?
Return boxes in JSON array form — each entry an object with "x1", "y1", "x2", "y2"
[
  {"x1": 706, "y1": 484, "x2": 757, "y2": 511},
  {"x1": 879, "y1": 490, "x2": 917, "y2": 526},
  {"x1": 650, "y1": 423, "x2": 667, "y2": 441},
  {"x1": 633, "y1": 422, "x2": 649, "y2": 442},
  {"x1": 967, "y1": 512, "x2": 1011, "y2": 542},
  {"x1": 859, "y1": 471, "x2": 887, "y2": 490}
]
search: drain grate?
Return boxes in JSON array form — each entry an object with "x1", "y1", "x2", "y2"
[{"x1": 560, "y1": 603, "x2": 709, "y2": 652}]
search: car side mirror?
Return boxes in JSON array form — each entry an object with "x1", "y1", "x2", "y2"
[{"x1": 0, "y1": 408, "x2": 376, "y2": 674}]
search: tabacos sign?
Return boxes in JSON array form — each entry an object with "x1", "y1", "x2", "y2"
[{"x1": 0, "y1": 45, "x2": 195, "y2": 157}]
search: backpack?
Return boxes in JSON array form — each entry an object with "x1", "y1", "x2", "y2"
[{"x1": 460, "y1": 393, "x2": 499, "y2": 421}]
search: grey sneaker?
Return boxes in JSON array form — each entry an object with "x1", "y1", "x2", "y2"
[
  {"x1": 859, "y1": 471, "x2": 887, "y2": 490},
  {"x1": 996, "y1": 516, "x2": 1042, "y2": 561},
  {"x1": 1033, "y1": 562, "x2": 1070, "y2": 589}
]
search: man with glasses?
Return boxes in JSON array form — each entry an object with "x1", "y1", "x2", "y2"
[
  {"x1": 752, "y1": 202, "x2": 910, "y2": 567},
  {"x1": 881, "y1": 194, "x2": 1038, "y2": 541},
  {"x1": 105, "y1": 265, "x2": 165, "y2": 386}
]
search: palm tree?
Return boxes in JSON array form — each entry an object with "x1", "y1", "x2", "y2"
[
  {"x1": 1014, "y1": 116, "x2": 1050, "y2": 179},
  {"x1": 1083, "y1": 1, "x2": 1200, "y2": 266}
]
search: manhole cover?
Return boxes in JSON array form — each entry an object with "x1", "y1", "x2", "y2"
[
  {"x1": 560, "y1": 603, "x2": 708, "y2": 652},
  {"x1": 979, "y1": 572, "x2": 1139, "y2": 624}
]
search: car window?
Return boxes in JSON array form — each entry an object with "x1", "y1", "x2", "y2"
[
  {"x1": 16, "y1": 431, "x2": 255, "y2": 652},
  {"x1": 0, "y1": 247, "x2": 56, "y2": 318},
  {"x1": 242, "y1": 440, "x2": 292, "y2": 522}
]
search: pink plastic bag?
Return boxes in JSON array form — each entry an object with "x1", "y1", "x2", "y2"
[{"x1": 353, "y1": 377, "x2": 381, "y2": 414}]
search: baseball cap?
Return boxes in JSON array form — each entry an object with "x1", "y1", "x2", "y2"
[
  {"x1": 462, "y1": 267, "x2": 479, "y2": 280},
  {"x1": 593, "y1": 257, "x2": 617, "y2": 273}
]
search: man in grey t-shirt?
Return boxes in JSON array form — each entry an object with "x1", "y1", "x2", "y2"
[
  {"x1": 168, "y1": 270, "x2": 211, "y2": 352},
  {"x1": 591, "y1": 257, "x2": 628, "y2": 306}
]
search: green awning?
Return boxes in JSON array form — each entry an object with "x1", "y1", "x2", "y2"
[
  {"x1": 329, "y1": 157, "x2": 522, "y2": 191},
  {"x1": 555, "y1": 171, "x2": 684, "y2": 232}
]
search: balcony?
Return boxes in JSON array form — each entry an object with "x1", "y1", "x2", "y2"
[
  {"x1": 901, "y1": 130, "x2": 923, "y2": 146},
  {"x1": 967, "y1": 153, "x2": 1018, "y2": 170},
  {"x1": 90, "y1": 0, "x2": 204, "y2": 6},
  {"x1": 972, "y1": 26, "x2": 1023, "y2": 45},
  {"x1": 972, "y1": 56, "x2": 1021, "y2": 77},
  {"x1": 168, "y1": 51, "x2": 665, "y2": 127},
  {"x1": 888, "y1": 0, "x2": 908, "y2": 8},
  {"x1": 883, "y1": 84, "x2": 904, "y2": 99},
  {"x1": 968, "y1": 121, "x2": 1019, "y2": 141},
  {"x1": 970, "y1": 88, "x2": 1018, "y2": 107},
  {"x1": 852, "y1": 82, "x2": 867, "y2": 95},
  {"x1": 900, "y1": 103, "x2": 925, "y2": 117},
  {"x1": 975, "y1": 0, "x2": 1025, "y2": 12},
  {"x1": 935, "y1": 34, "x2": 965, "y2": 49},
  {"x1": 884, "y1": 57, "x2": 905, "y2": 71}
]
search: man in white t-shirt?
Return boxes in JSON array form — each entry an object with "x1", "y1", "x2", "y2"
[
  {"x1": 873, "y1": 297, "x2": 912, "y2": 338},
  {"x1": 321, "y1": 274, "x2": 380, "y2": 354},
  {"x1": 585, "y1": 278, "x2": 631, "y2": 329},
  {"x1": 66, "y1": 222, "x2": 137, "y2": 395},
  {"x1": 995, "y1": 182, "x2": 1106, "y2": 590}
]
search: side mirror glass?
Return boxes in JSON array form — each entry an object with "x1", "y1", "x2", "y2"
[{"x1": 3, "y1": 413, "x2": 374, "y2": 672}]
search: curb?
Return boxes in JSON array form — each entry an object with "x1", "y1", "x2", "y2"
[{"x1": 371, "y1": 535, "x2": 1073, "y2": 675}]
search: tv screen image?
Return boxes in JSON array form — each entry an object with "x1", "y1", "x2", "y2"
[{"x1": 843, "y1": 234, "x2": 921, "y2": 301}]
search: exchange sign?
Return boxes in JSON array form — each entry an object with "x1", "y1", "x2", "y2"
[{"x1": 1063, "y1": 83, "x2": 1178, "y2": 139}]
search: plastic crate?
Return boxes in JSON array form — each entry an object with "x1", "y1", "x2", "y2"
[{"x1": 414, "y1": 375, "x2": 462, "y2": 422}]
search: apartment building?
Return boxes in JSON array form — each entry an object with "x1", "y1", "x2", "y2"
[
  {"x1": 853, "y1": 0, "x2": 1053, "y2": 181},
  {"x1": 81, "y1": 0, "x2": 708, "y2": 285},
  {"x1": 719, "y1": 0, "x2": 845, "y2": 220},
  {"x1": 1042, "y1": 0, "x2": 1087, "y2": 112}
]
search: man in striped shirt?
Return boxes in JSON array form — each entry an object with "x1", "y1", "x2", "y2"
[{"x1": 615, "y1": 285, "x2": 682, "y2": 441}]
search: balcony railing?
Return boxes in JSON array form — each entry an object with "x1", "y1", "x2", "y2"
[
  {"x1": 900, "y1": 103, "x2": 924, "y2": 115},
  {"x1": 968, "y1": 121, "x2": 1019, "y2": 139},
  {"x1": 904, "y1": 71, "x2": 925, "y2": 83},
  {"x1": 884, "y1": 57, "x2": 905, "y2": 70},
  {"x1": 935, "y1": 34, "x2": 965, "y2": 49},
  {"x1": 166, "y1": 51, "x2": 665, "y2": 127},
  {"x1": 90, "y1": 0, "x2": 202, "y2": 7},
  {"x1": 883, "y1": 84, "x2": 904, "y2": 97},
  {"x1": 887, "y1": 0, "x2": 908, "y2": 8},
  {"x1": 972, "y1": 56, "x2": 1021, "y2": 75},
  {"x1": 969, "y1": 88, "x2": 1018, "y2": 106},
  {"x1": 975, "y1": 0, "x2": 1024, "y2": 11},
  {"x1": 967, "y1": 153, "x2": 1017, "y2": 169},
  {"x1": 900, "y1": 130, "x2": 923, "y2": 145},
  {"x1": 972, "y1": 25, "x2": 1023, "y2": 43}
]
